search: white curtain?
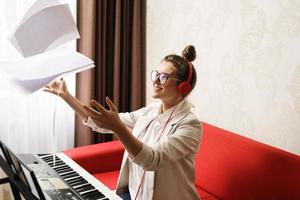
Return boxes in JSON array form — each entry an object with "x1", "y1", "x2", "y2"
[
  {"x1": 0, "y1": 0, "x2": 77, "y2": 154},
  {"x1": 0, "y1": 1, "x2": 77, "y2": 198}
]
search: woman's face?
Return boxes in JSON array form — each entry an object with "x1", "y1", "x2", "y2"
[{"x1": 151, "y1": 61, "x2": 181, "y2": 102}]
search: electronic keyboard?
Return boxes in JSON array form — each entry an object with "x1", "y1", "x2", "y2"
[{"x1": 18, "y1": 153, "x2": 122, "y2": 200}]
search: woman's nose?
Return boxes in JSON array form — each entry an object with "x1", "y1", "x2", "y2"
[{"x1": 154, "y1": 76, "x2": 161, "y2": 85}]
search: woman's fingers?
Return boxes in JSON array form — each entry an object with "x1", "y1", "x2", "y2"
[
  {"x1": 43, "y1": 78, "x2": 69, "y2": 97},
  {"x1": 91, "y1": 99, "x2": 107, "y2": 114},
  {"x1": 84, "y1": 100, "x2": 121, "y2": 131},
  {"x1": 43, "y1": 88, "x2": 51, "y2": 93},
  {"x1": 83, "y1": 105, "x2": 102, "y2": 119},
  {"x1": 43, "y1": 88, "x2": 56, "y2": 95},
  {"x1": 106, "y1": 97, "x2": 118, "y2": 112}
]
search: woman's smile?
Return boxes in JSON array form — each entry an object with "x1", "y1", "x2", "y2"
[{"x1": 153, "y1": 85, "x2": 162, "y2": 92}]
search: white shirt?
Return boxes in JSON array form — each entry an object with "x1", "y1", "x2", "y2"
[{"x1": 84, "y1": 99, "x2": 202, "y2": 200}]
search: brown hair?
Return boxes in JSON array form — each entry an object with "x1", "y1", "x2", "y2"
[{"x1": 163, "y1": 45, "x2": 197, "y2": 94}]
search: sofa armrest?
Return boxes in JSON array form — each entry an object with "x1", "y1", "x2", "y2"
[{"x1": 63, "y1": 140, "x2": 124, "y2": 174}]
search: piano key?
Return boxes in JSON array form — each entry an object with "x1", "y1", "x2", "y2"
[
  {"x1": 55, "y1": 165, "x2": 72, "y2": 170},
  {"x1": 41, "y1": 153, "x2": 122, "y2": 200},
  {"x1": 68, "y1": 180, "x2": 89, "y2": 187},
  {"x1": 60, "y1": 172, "x2": 79, "y2": 179},
  {"x1": 73, "y1": 182, "x2": 90, "y2": 189},
  {"x1": 79, "y1": 188, "x2": 98, "y2": 196},
  {"x1": 75, "y1": 184, "x2": 95, "y2": 193},
  {"x1": 52, "y1": 162, "x2": 67, "y2": 168},
  {"x1": 65, "y1": 176, "x2": 82, "y2": 182},
  {"x1": 67, "y1": 178, "x2": 88, "y2": 186},
  {"x1": 55, "y1": 168, "x2": 73, "y2": 174},
  {"x1": 81, "y1": 189, "x2": 104, "y2": 199},
  {"x1": 83, "y1": 191, "x2": 105, "y2": 200},
  {"x1": 59, "y1": 170, "x2": 78, "y2": 177}
]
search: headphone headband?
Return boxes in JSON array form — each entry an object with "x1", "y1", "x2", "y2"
[{"x1": 186, "y1": 60, "x2": 193, "y2": 84}]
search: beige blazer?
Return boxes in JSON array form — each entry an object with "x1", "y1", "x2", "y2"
[{"x1": 114, "y1": 100, "x2": 202, "y2": 200}]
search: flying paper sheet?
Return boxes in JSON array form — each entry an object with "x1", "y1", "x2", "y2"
[
  {"x1": 0, "y1": 48, "x2": 94, "y2": 93},
  {"x1": 9, "y1": 0, "x2": 79, "y2": 57}
]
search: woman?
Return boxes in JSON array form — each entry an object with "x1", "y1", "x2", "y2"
[{"x1": 45, "y1": 45, "x2": 202, "y2": 200}]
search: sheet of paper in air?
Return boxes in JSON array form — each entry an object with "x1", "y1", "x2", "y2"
[
  {"x1": 0, "y1": 48, "x2": 94, "y2": 93},
  {"x1": 9, "y1": 0, "x2": 79, "y2": 57}
]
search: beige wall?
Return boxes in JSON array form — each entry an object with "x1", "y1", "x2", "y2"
[{"x1": 146, "y1": 0, "x2": 300, "y2": 154}]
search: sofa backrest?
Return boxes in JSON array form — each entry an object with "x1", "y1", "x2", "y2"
[{"x1": 195, "y1": 122, "x2": 300, "y2": 200}]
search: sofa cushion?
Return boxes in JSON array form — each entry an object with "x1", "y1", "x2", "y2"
[
  {"x1": 195, "y1": 122, "x2": 300, "y2": 200},
  {"x1": 93, "y1": 170, "x2": 120, "y2": 190},
  {"x1": 64, "y1": 140, "x2": 124, "y2": 174}
]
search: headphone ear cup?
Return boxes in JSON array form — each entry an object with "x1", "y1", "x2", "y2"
[{"x1": 177, "y1": 82, "x2": 192, "y2": 95}]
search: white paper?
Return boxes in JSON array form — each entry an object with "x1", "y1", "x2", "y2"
[
  {"x1": 0, "y1": 48, "x2": 94, "y2": 93},
  {"x1": 9, "y1": 0, "x2": 79, "y2": 57},
  {"x1": 19, "y1": 0, "x2": 61, "y2": 25}
]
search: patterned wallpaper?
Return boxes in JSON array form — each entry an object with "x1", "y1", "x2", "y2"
[{"x1": 146, "y1": 0, "x2": 300, "y2": 154}]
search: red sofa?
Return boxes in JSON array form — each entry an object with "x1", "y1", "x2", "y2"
[{"x1": 64, "y1": 122, "x2": 300, "y2": 200}]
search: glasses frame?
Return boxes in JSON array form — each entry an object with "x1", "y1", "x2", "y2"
[{"x1": 150, "y1": 70, "x2": 182, "y2": 85}]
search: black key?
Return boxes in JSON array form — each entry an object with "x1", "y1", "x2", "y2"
[
  {"x1": 66, "y1": 176, "x2": 82, "y2": 183},
  {"x1": 51, "y1": 161, "x2": 65, "y2": 166},
  {"x1": 55, "y1": 167, "x2": 73, "y2": 174},
  {"x1": 68, "y1": 179, "x2": 88, "y2": 186},
  {"x1": 61, "y1": 172, "x2": 79, "y2": 179},
  {"x1": 75, "y1": 184, "x2": 95, "y2": 193},
  {"x1": 86, "y1": 191, "x2": 105, "y2": 199},
  {"x1": 81, "y1": 190, "x2": 104, "y2": 199},
  {"x1": 55, "y1": 165, "x2": 72, "y2": 171},
  {"x1": 85, "y1": 193, "x2": 106, "y2": 200}
]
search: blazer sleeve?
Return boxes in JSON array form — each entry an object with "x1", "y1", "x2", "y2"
[
  {"x1": 82, "y1": 104, "x2": 154, "y2": 133},
  {"x1": 131, "y1": 114, "x2": 202, "y2": 171}
]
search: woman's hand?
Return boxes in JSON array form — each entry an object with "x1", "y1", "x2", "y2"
[
  {"x1": 83, "y1": 97, "x2": 125, "y2": 134},
  {"x1": 44, "y1": 78, "x2": 69, "y2": 98},
  {"x1": 85, "y1": 97, "x2": 143, "y2": 157}
]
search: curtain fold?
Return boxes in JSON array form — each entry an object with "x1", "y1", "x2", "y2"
[
  {"x1": 76, "y1": 0, "x2": 146, "y2": 146},
  {"x1": 75, "y1": 0, "x2": 96, "y2": 147}
]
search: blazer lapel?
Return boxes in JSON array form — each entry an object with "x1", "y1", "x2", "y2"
[
  {"x1": 166, "y1": 109, "x2": 191, "y2": 136},
  {"x1": 133, "y1": 114, "x2": 158, "y2": 139}
]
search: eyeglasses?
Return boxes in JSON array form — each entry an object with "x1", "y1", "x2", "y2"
[{"x1": 150, "y1": 70, "x2": 182, "y2": 85}]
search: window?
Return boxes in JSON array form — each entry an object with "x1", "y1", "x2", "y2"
[{"x1": 0, "y1": 0, "x2": 77, "y2": 153}]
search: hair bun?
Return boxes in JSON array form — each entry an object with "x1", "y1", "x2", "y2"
[{"x1": 182, "y1": 45, "x2": 196, "y2": 62}]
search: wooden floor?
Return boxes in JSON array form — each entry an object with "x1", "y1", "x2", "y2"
[{"x1": 0, "y1": 168, "x2": 14, "y2": 200}]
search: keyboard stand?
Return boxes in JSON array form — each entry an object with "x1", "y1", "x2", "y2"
[{"x1": 0, "y1": 155, "x2": 39, "y2": 200}]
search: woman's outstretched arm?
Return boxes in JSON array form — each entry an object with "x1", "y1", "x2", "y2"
[{"x1": 44, "y1": 79, "x2": 89, "y2": 121}]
